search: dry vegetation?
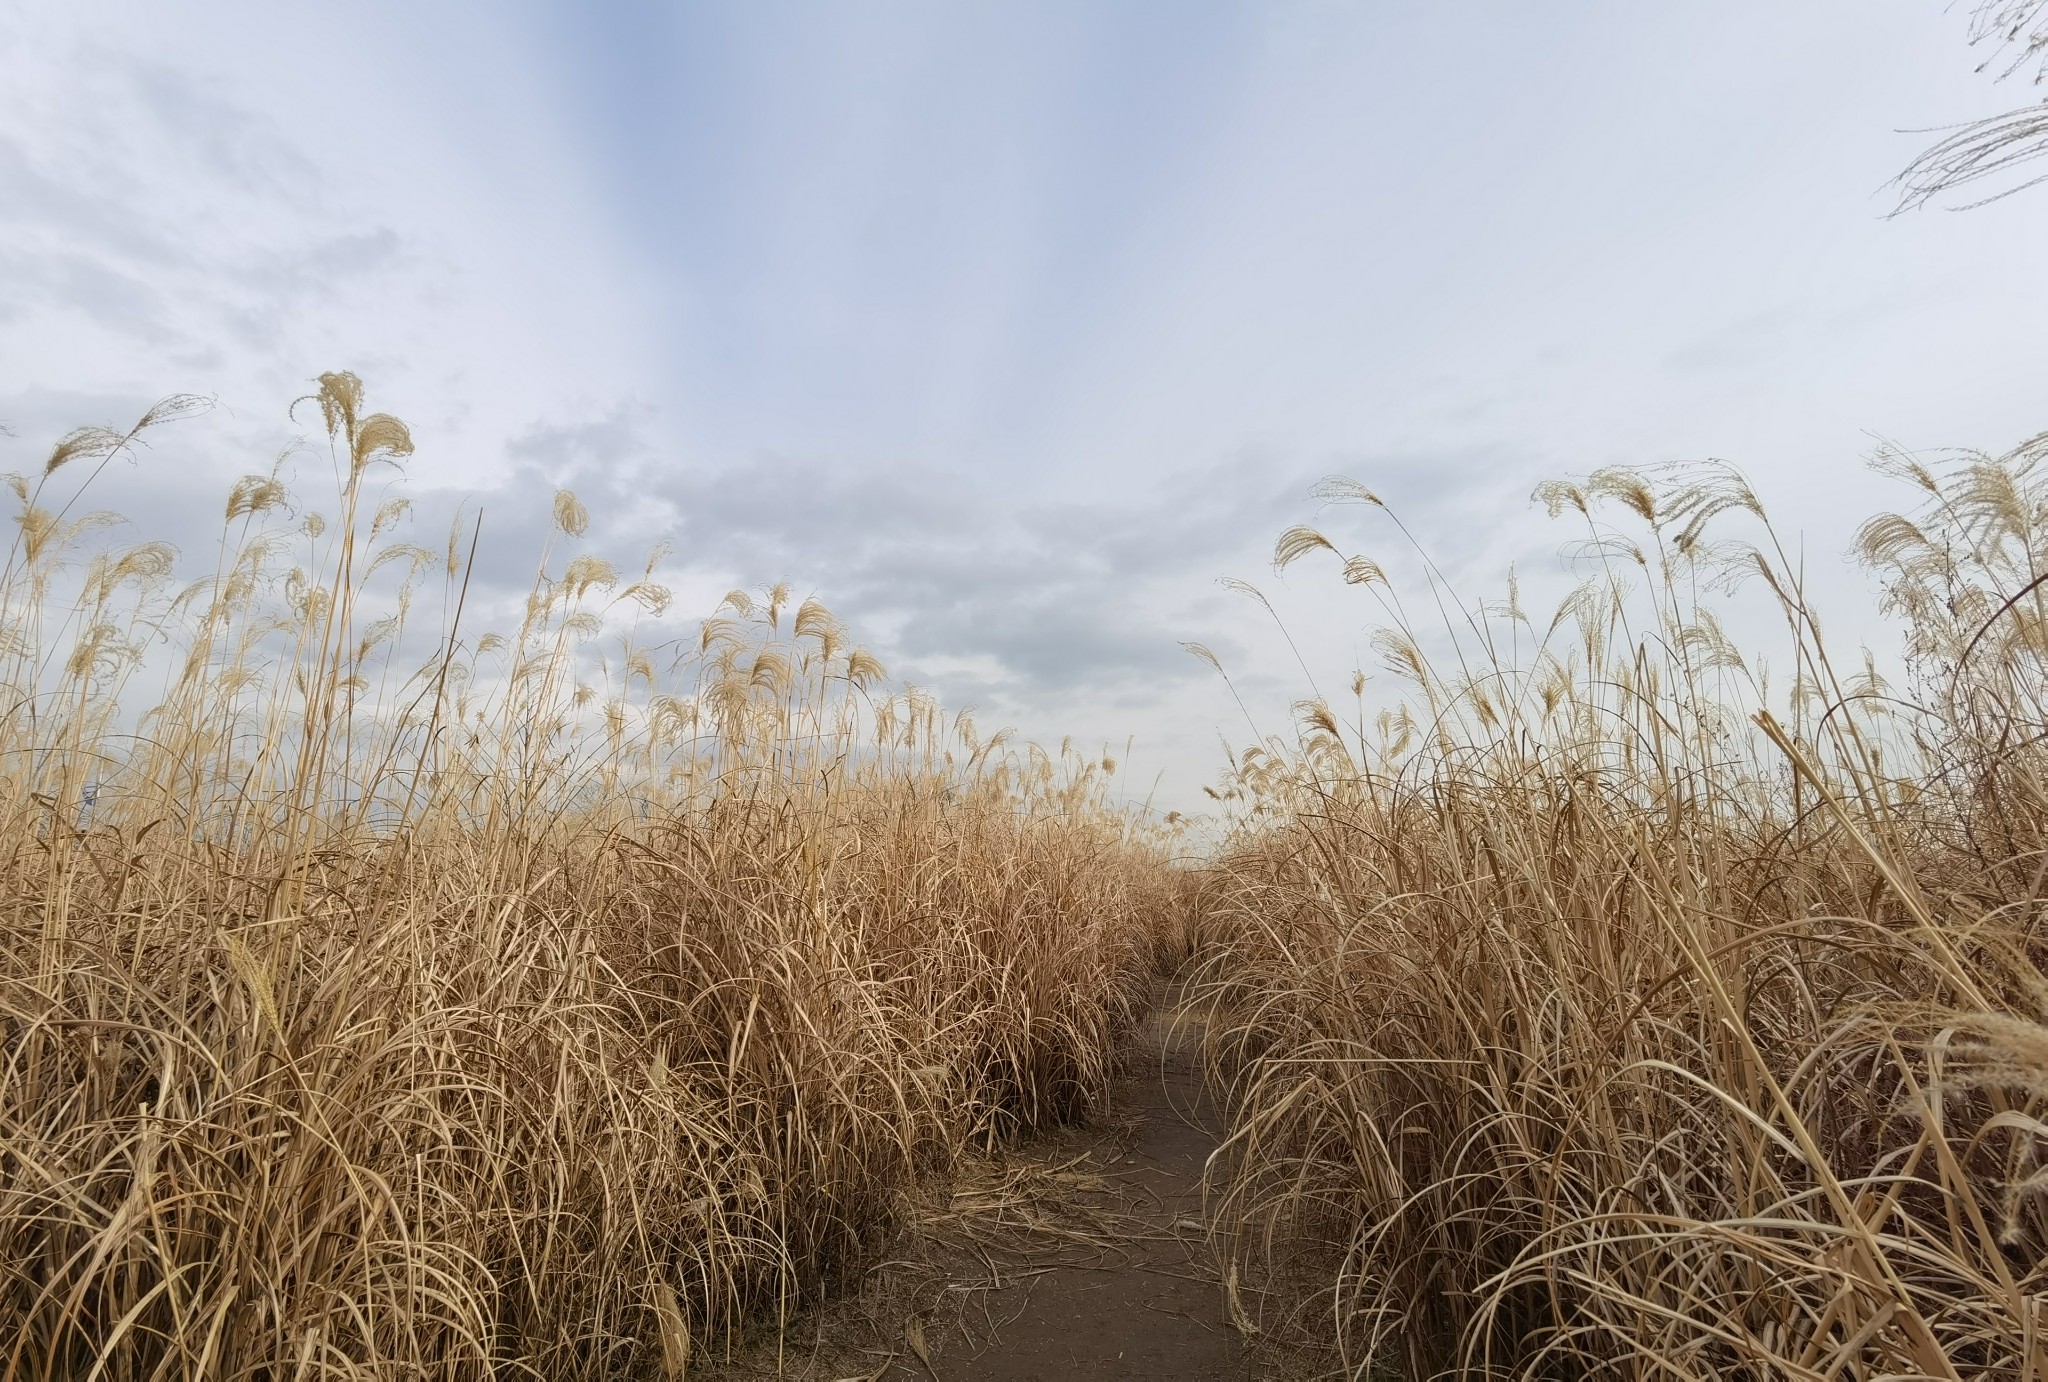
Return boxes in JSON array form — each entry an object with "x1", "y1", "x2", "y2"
[
  {"x1": 12, "y1": 369, "x2": 2048, "y2": 1380},
  {"x1": 1196, "y1": 450, "x2": 2048, "y2": 1376},
  {"x1": 0, "y1": 375, "x2": 1185, "y2": 1379}
]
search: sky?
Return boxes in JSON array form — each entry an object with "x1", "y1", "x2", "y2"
[{"x1": 3, "y1": 1, "x2": 2047, "y2": 812}]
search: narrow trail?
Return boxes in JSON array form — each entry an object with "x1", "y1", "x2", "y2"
[
  {"x1": 946, "y1": 1005, "x2": 1249, "y2": 1379},
  {"x1": 708, "y1": 1002, "x2": 1261, "y2": 1380}
]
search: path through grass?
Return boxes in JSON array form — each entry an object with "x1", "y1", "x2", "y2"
[{"x1": 704, "y1": 995, "x2": 1264, "y2": 1380}]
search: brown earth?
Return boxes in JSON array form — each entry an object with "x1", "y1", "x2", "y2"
[
  {"x1": 949, "y1": 1009, "x2": 1249, "y2": 1381},
  {"x1": 700, "y1": 1005, "x2": 1268, "y2": 1381}
]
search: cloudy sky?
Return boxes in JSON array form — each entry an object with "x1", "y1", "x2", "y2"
[{"x1": 3, "y1": 1, "x2": 2046, "y2": 810}]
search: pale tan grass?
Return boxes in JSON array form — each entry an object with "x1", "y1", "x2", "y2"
[
  {"x1": 0, "y1": 375, "x2": 1185, "y2": 1379},
  {"x1": 1198, "y1": 449, "x2": 2048, "y2": 1378}
]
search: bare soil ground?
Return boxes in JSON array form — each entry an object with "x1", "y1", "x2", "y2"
[{"x1": 699, "y1": 1003, "x2": 1269, "y2": 1381}]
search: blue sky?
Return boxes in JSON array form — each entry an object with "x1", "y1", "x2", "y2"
[{"x1": 3, "y1": 2, "x2": 2047, "y2": 808}]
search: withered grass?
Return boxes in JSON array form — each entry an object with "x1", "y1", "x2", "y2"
[
  {"x1": 1196, "y1": 453, "x2": 2048, "y2": 1376},
  {"x1": 18, "y1": 371, "x2": 2048, "y2": 1379},
  {"x1": 0, "y1": 376, "x2": 1184, "y2": 1379}
]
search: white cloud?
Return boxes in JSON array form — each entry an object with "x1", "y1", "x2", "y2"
[
  {"x1": 6, "y1": 0, "x2": 2048, "y2": 812},
  {"x1": 0, "y1": 0, "x2": 657, "y2": 483}
]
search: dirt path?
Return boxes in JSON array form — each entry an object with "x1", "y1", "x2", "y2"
[
  {"x1": 704, "y1": 1005, "x2": 1256, "y2": 1380},
  {"x1": 947, "y1": 1010, "x2": 1248, "y2": 1380}
]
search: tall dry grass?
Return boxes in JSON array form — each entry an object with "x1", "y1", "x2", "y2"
[
  {"x1": 0, "y1": 375, "x2": 1182, "y2": 1379},
  {"x1": 1198, "y1": 453, "x2": 2048, "y2": 1377}
]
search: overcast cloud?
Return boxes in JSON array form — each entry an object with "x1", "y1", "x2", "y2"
[{"x1": 4, "y1": 1, "x2": 2048, "y2": 810}]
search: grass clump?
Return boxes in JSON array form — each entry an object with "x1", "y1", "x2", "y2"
[
  {"x1": 0, "y1": 374, "x2": 1183, "y2": 1379},
  {"x1": 1198, "y1": 451, "x2": 2048, "y2": 1378}
]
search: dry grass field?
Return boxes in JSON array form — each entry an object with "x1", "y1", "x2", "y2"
[
  {"x1": 6, "y1": 374, "x2": 2048, "y2": 1378},
  {"x1": 0, "y1": 376, "x2": 1184, "y2": 1378},
  {"x1": 1195, "y1": 455, "x2": 2048, "y2": 1376}
]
